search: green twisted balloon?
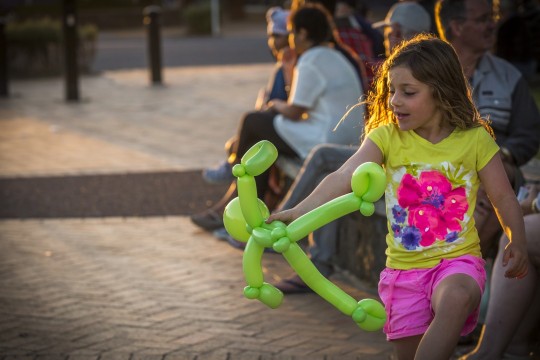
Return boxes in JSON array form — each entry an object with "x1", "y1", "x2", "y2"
[{"x1": 223, "y1": 140, "x2": 387, "y2": 331}]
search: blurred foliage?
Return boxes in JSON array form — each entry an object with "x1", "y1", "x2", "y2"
[
  {"x1": 78, "y1": 0, "x2": 160, "y2": 9},
  {"x1": 8, "y1": 0, "x2": 170, "y2": 18},
  {"x1": 182, "y1": 1, "x2": 211, "y2": 35},
  {"x1": 6, "y1": 17, "x2": 98, "y2": 77},
  {"x1": 6, "y1": 18, "x2": 98, "y2": 45}
]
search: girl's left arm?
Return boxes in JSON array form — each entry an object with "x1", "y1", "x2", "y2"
[{"x1": 478, "y1": 153, "x2": 529, "y2": 279}]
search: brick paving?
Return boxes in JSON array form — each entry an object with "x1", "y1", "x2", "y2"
[
  {"x1": 0, "y1": 56, "x2": 394, "y2": 357},
  {"x1": 0, "y1": 217, "x2": 391, "y2": 359}
]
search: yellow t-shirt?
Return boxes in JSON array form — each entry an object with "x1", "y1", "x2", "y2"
[{"x1": 368, "y1": 124, "x2": 499, "y2": 269}]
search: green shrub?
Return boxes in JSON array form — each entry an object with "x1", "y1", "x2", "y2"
[
  {"x1": 6, "y1": 18, "x2": 98, "y2": 46},
  {"x1": 182, "y1": 1, "x2": 211, "y2": 35},
  {"x1": 6, "y1": 18, "x2": 99, "y2": 77}
]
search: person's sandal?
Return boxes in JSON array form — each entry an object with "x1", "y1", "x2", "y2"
[{"x1": 274, "y1": 275, "x2": 313, "y2": 294}]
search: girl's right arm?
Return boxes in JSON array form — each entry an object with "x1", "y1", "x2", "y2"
[
  {"x1": 479, "y1": 154, "x2": 529, "y2": 278},
  {"x1": 267, "y1": 138, "x2": 383, "y2": 224}
]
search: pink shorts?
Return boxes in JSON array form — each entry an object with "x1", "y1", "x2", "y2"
[{"x1": 378, "y1": 255, "x2": 486, "y2": 341}]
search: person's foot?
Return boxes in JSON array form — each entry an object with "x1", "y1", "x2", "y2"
[
  {"x1": 226, "y1": 236, "x2": 246, "y2": 250},
  {"x1": 213, "y1": 227, "x2": 231, "y2": 241},
  {"x1": 212, "y1": 227, "x2": 246, "y2": 249},
  {"x1": 190, "y1": 209, "x2": 224, "y2": 231},
  {"x1": 202, "y1": 161, "x2": 234, "y2": 184},
  {"x1": 274, "y1": 274, "x2": 313, "y2": 294}
]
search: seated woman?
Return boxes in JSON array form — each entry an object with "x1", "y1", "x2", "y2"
[
  {"x1": 204, "y1": 6, "x2": 295, "y2": 184},
  {"x1": 191, "y1": 3, "x2": 364, "y2": 231}
]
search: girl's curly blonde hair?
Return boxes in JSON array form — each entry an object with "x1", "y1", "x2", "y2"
[{"x1": 363, "y1": 33, "x2": 493, "y2": 139}]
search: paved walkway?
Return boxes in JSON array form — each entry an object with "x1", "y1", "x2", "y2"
[{"x1": 0, "y1": 64, "x2": 394, "y2": 358}]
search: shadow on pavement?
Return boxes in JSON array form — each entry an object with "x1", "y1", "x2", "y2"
[{"x1": 0, "y1": 171, "x2": 228, "y2": 218}]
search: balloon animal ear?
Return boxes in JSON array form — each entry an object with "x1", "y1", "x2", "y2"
[{"x1": 240, "y1": 140, "x2": 278, "y2": 177}]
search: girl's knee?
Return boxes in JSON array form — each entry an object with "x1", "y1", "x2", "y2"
[{"x1": 434, "y1": 276, "x2": 481, "y2": 314}]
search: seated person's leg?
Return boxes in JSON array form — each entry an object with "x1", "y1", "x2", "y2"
[
  {"x1": 233, "y1": 110, "x2": 298, "y2": 161},
  {"x1": 278, "y1": 144, "x2": 357, "y2": 211},
  {"x1": 504, "y1": 286, "x2": 540, "y2": 358},
  {"x1": 459, "y1": 213, "x2": 540, "y2": 359},
  {"x1": 192, "y1": 110, "x2": 299, "y2": 231},
  {"x1": 274, "y1": 145, "x2": 357, "y2": 292},
  {"x1": 308, "y1": 220, "x2": 340, "y2": 277}
]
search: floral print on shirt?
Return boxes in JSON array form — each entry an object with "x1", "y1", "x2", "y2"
[{"x1": 391, "y1": 170, "x2": 468, "y2": 250}]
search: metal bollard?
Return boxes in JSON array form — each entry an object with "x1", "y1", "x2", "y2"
[
  {"x1": 62, "y1": 0, "x2": 80, "y2": 101},
  {"x1": 0, "y1": 16, "x2": 8, "y2": 97},
  {"x1": 143, "y1": 5, "x2": 162, "y2": 85}
]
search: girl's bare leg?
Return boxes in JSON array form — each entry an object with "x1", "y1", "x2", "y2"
[
  {"x1": 415, "y1": 274, "x2": 482, "y2": 360},
  {"x1": 392, "y1": 335, "x2": 422, "y2": 360}
]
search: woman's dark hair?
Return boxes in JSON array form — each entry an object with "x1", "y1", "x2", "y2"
[{"x1": 290, "y1": 3, "x2": 333, "y2": 45}]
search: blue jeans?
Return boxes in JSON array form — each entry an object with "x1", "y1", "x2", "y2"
[{"x1": 278, "y1": 143, "x2": 357, "y2": 276}]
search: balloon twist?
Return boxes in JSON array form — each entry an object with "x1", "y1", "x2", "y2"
[{"x1": 223, "y1": 140, "x2": 387, "y2": 331}]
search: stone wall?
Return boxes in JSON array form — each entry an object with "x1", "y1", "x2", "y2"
[{"x1": 334, "y1": 199, "x2": 387, "y2": 286}]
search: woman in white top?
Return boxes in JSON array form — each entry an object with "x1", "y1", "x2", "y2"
[{"x1": 191, "y1": 3, "x2": 363, "y2": 231}]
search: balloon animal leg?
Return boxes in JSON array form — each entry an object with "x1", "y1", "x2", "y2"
[
  {"x1": 242, "y1": 238, "x2": 283, "y2": 309},
  {"x1": 282, "y1": 243, "x2": 386, "y2": 331}
]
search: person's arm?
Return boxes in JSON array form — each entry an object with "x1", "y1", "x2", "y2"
[
  {"x1": 280, "y1": 47, "x2": 296, "y2": 94},
  {"x1": 269, "y1": 59, "x2": 323, "y2": 121},
  {"x1": 503, "y1": 78, "x2": 540, "y2": 166},
  {"x1": 267, "y1": 99, "x2": 307, "y2": 121},
  {"x1": 479, "y1": 153, "x2": 529, "y2": 278},
  {"x1": 267, "y1": 138, "x2": 383, "y2": 223}
]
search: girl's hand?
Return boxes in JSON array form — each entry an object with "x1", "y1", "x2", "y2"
[
  {"x1": 266, "y1": 208, "x2": 299, "y2": 225},
  {"x1": 502, "y1": 241, "x2": 529, "y2": 279}
]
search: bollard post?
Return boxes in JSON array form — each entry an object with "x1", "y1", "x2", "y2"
[
  {"x1": 143, "y1": 5, "x2": 162, "y2": 85},
  {"x1": 210, "y1": 0, "x2": 220, "y2": 36},
  {"x1": 0, "y1": 16, "x2": 8, "y2": 98},
  {"x1": 62, "y1": 0, "x2": 80, "y2": 101}
]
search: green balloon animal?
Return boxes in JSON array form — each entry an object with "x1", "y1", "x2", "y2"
[{"x1": 223, "y1": 140, "x2": 387, "y2": 332}]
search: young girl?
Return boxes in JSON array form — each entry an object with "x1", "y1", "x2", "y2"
[{"x1": 267, "y1": 34, "x2": 529, "y2": 360}]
